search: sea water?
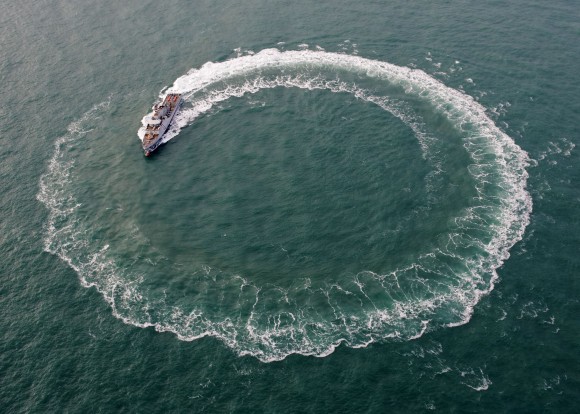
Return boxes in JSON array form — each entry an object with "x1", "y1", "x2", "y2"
[{"x1": 1, "y1": 0, "x2": 579, "y2": 412}]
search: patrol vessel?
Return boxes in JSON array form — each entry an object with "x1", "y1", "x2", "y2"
[{"x1": 142, "y1": 93, "x2": 182, "y2": 156}]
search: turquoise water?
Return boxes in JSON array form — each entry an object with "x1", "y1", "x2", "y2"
[{"x1": 2, "y1": 0, "x2": 579, "y2": 411}]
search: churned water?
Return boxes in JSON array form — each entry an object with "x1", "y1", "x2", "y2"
[{"x1": 1, "y1": 0, "x2": 579, "y2": 412}]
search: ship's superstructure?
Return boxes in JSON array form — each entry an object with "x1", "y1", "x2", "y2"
[{"x1": 142, "y1": 93, "x2": 182, "y2": 156}]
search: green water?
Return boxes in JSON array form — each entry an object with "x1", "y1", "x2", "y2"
[{"x1": 1, "y1": 0, "x2": 579, "y2": 412}]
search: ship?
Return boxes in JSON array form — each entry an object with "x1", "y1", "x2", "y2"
[{"x1": 142, "y1": 93, "x2": 182, "y2": 156}]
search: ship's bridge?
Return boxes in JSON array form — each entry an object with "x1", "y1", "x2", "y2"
[{"x1": 147, "y1": 118, "x2": 161, "y2": 125}]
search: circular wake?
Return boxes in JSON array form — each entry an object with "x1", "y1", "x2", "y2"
[{"x1": 39, "y1": 49, "x2": 531, "y2": 361}]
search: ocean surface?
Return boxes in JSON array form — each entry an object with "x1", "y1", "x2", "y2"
[{"x1": 1, "y1": 0, "x2": 579, "y2": 412}]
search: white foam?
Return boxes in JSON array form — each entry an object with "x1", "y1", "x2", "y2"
[
  {"x1": 460, "y1": 367, "x2": 492, "y2": 391},
  {"x1": 41, "y1": 49, "x2": 532, "y2": 362}
]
